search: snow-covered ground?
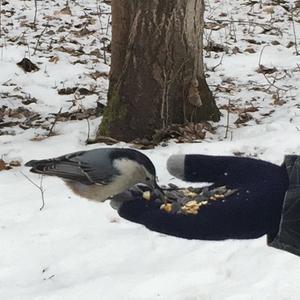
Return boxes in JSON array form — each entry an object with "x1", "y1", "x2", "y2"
[{"x1": 1, "y1": 0, "x2": 300, "y2": 299}]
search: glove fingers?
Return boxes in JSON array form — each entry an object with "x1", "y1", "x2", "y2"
[
  {"x1": 118, "y1": 198, "x2": 160, "y2": 223},
  {"x1": 167, "y1": 154, "x2": 284, "y2": 186},
  {"x1": 118, "y1": 182, "x2": 287, "y2": 240},
  {"x1": 119, "y1": 193, "x2": 269, "y2": 240}
]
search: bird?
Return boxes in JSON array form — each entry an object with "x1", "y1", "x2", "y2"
[{"x1": 25, "y1": 148, "x2": 158, "y2": 203}]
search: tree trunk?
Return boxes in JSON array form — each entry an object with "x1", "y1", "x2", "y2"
[{"x1": 99, "y1": 0, "x2": 220, "y2": 142}]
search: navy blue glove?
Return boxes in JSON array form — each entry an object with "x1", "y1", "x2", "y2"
[{"x1": 118, "y1": 155, "x2": 289, "y2": 240}]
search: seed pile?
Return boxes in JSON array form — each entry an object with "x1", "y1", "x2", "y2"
[{"x1": 143, "y1": 184, "x2": 238, "y2": 215}]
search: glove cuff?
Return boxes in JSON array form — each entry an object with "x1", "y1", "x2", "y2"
[{"x1": 167, "y1": 154, "x2": 185, "y2": 180}]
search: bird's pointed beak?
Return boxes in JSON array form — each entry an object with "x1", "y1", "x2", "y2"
[{"x1": 152, "y1": 180, "x2": 165, "y2": 197}]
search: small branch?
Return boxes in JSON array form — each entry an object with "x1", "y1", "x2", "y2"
[
  {"x1": 106, "y1": 13, "x2": 111, "y2": 35},
  {"x1": 102, "y1": 40, "x2": 107, "y2": 64},
  {"x1": 291, "y1": 11, "x2": 299, "y2": 56},
  {"x1": 225, "y1": 99, "x2": 230, "y2": 139},
  {"x1": 258, "y1": 45, "x2": 288, "y2": 92},
  {"x1": 33, "y1": 25, "x2": 48, "y2": 56},
  {"x1": 33, "y1": 0, "x2": 38, "y2": 28},
  {"x1": 96, "y1": 0, "x2": 103, "y2": 32},
  {"x1": 211, "y1": 53, "x2": 224, "y2": 72},
  {"x1": 207, "y1": 19, "x2": 282, "y2": 35},
  {"x1": 86, "y1": 117, "x2": 90, "y2": 143},
  {"x1": 86, "y1": 135, "x2": 119, "y2": 145},
  {"x1": 20, "y1": 171, "x2": 45, "y2": 211},
  {"x1": 258, "y1": 45, "x2": 268, "y2": 67},
  {"x1": 0, "y1": 0, "x2": 2, "y2": 39},
  {"x1": 262, "y1": 72, "x2": 288, "y2": 92},
  {"x1": 39, "y1": 176, "x2": 45, "y2": 210},
  {"x1": 229, "y1": 17, "x2": 237, "y2": 42},
  {"x1": 48, "y1": 107, "x2": 62, "y2": 137}
]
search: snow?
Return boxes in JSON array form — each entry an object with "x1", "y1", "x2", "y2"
[{"x1": 1, "y1": 0, "x2": 300, "y2": 299}]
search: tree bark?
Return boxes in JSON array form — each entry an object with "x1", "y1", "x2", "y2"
[{"x1": 99, "y1": 0, "x2": 220, "y2": 141}]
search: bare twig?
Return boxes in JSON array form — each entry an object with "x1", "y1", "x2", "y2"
[
  {"x1": 211, "y1": 53, "x2": 224, "y2": 71},
  {"x1": 86, "y1": 135, "x2": 119, "y2": 145},
  {"x1": 33, "y1": 0, "x2": 38, "y2": 28},
  {"x1": 291, "y1": 10, "x2": 299, "y2": 56},
  {"x1": 225, "y1": 99, "x2": 230, "y2": 139},
  {"x1": 229, "y1": 17, "x2": 237, "y2": 42},
  {"x1": 20, "y1": 171, "x2": 45, "y2": 211},
  {"x1": 262, "y1": 72, "x2": 288, "y2": 92},
  {"x1": 258, "y1": 45, "x2": 268, "y2": 67},
  {"x1": 0, "y1": 0, "x2": 2, "y2": 39},
  {"x1": 207, "y1": 19, "x2": 282, "y2": 35},
  {"x1": 39, "y1": 176, "x2": 45, "y2": 210},
  {"x1": 86, "y1": 117, "x2": 90, "y2": 143},
  {"x1": 106, "y1": 13, "x2": 111, "y2": 35},
  {"x1": 96, "y1": 0, "x2": 103, "y2": 32},
  {"x1": 48, "y1": 107, "x2": 62, "y2": 137},
  {"x1": 257, "y1": 45, "x2": 288, "y2": 92},
  {"x1": 33, "y1": 25, "x2": 48, "y2": 55},
  {"x1": 102, "y1": 40, "x2": 107, "y2": 64}
]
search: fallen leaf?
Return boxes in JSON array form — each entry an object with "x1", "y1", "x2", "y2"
[
  {"x1": 49, "y1": 56, "x2": 59, "y2": 64},
  {"x1": 17, "y1": 58, "x2": 39, "y2": 73},
  {"x1": 234, "y1": 112, "x2": 253, "y2": 125},
  {"x1": 9, "y1": 160, "x2": 21, "y2": 167},
  {"x1": 244, "y1": 47, "x2": 256, "y2": 54},
  {"x1": 257, "y1": 64, "x2": 278, "y2": 74},
  {"x1": 0, "y1": 159, "x2": 6, "y2": 171}
]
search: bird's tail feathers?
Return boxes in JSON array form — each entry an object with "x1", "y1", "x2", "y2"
[
  {"x1": 25, "y1": 159, "x2": 54, "y2": 174},
  {"x1": 25, "y1": 159, "x2": 66, "y2": 175},
  {"x1": 25, "y1": 159, "x2": 90, "y2": 183}
]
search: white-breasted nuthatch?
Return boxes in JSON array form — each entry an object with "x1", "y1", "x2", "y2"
[{"x1": 25, "y1": 148, "x2": 158, "y2": 202}]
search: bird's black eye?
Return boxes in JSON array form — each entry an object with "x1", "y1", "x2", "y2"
[{"x1": 146, "y1": 177, "x2": 151, "y2": 181}]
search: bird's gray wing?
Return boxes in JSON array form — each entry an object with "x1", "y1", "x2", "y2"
[{"x1": 25, "y1": 149, "x2": 119, "y2": 185}]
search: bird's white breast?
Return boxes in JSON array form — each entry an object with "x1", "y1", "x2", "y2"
[{"x1": 65, "y1": 159, "x2": 149, "y2": 202}]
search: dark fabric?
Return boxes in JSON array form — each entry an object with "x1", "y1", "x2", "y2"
[
  {"x1": 118, "y1": 155, "x2": 289, "y2": 240},
  {"x1": 268, "y1": 155, "x2": 300, "y2": 256}
]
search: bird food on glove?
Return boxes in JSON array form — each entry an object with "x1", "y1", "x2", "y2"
[{"x1": 143, "y1": 184, "x2": 238, "y2": 215}]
